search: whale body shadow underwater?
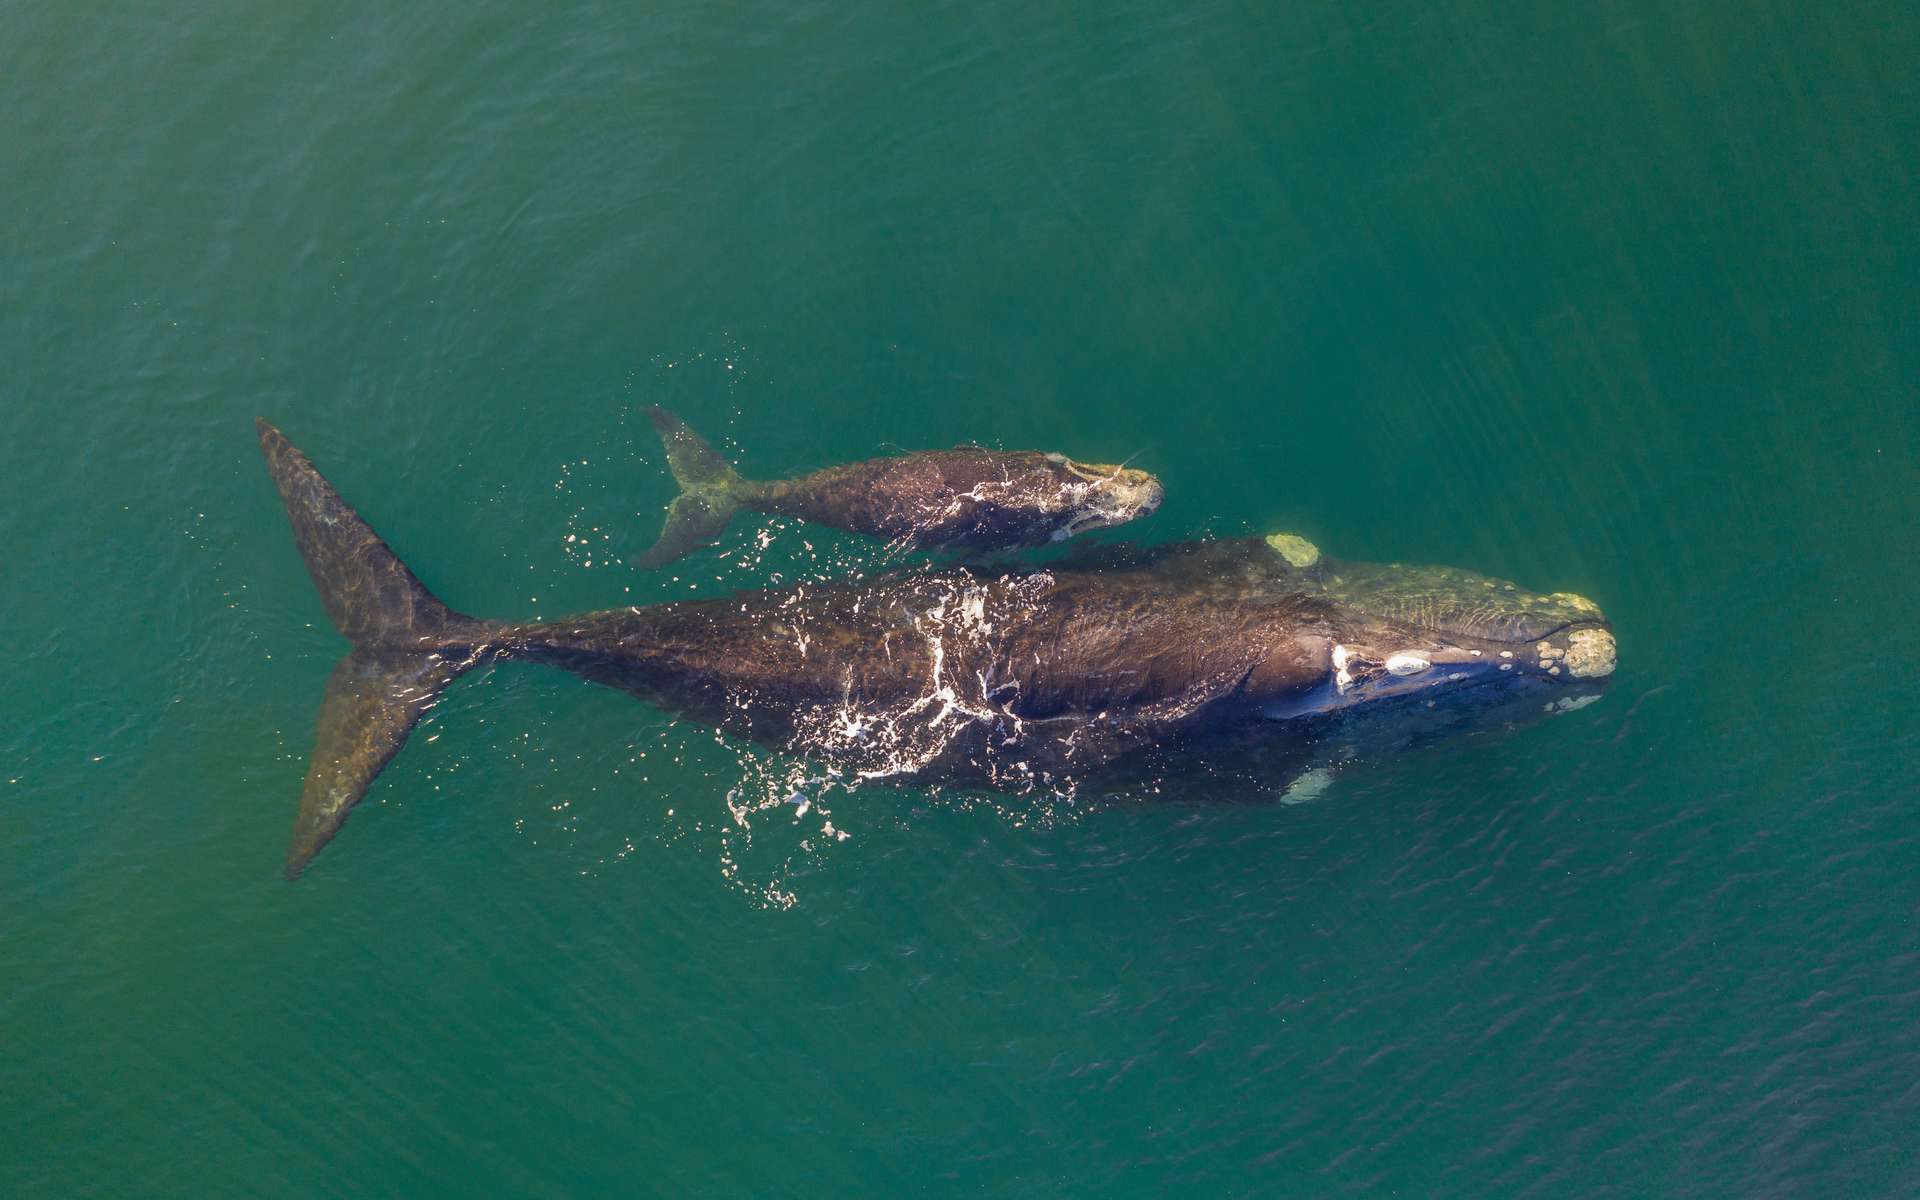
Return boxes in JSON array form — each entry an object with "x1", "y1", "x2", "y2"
[{"x1": 256, "y1": 416, "x2": 1615, "y2": 877}]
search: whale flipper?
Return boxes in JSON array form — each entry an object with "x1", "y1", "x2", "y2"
[
  {"x1": 257, "y1": 419, "x2": 492, "y2": 876},
  {"x1": 638, "y1": 406, "x2": 756, "y2": 568}
]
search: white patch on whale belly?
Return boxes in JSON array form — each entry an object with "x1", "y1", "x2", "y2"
[
  {"x1": 1545, "y1": 694, "x2": 1602, "y2": 715},
  {"x1": 1280, "y1": 767, "x2": 1334, "y2": 805}
]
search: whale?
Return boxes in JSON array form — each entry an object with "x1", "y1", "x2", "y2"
[
  {"x1": 257, "y1": 420, "x2": 1615, "y2": 877},
  {"x1": 638, "y1": 406, "x2": 1165, "y2": 566}
]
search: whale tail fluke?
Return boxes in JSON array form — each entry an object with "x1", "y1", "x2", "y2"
[
  {"x1": 637, "y1": 405, "x2": 758, "y2": 568},
  {"x1": 257, "y1": 419, "x2": 495, "y2": 877}
]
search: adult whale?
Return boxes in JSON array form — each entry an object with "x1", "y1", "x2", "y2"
[{"x1": 257, "y1": 420, "x2": 1616, "y2": 877}]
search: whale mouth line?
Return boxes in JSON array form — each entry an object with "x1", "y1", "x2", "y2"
[
  {"x1": 1053, "y1": 509, "x2": 1120, "y2": 540},
  {"x1": 1054, "y1": 483, "x2": 1162, "y2": 540}
]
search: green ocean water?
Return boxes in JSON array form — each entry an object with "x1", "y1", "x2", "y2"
[{"x1": 5, "y1": 0, "x2": 1918, "y2": 1195}]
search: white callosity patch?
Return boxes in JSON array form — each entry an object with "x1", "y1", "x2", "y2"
[
  {"x1": 1332, "y1": 643, "x2": 1355, "y2": 690},
  {"x1": 1041, "y1": 457, "x2": 1160, "y2": 541},
  {"x1": 1384, "y1": 652, "x2": 1431, "y2": 676},
  {"x1": 1563, "y1": 628, "x2": 1618, "y2": 678}
]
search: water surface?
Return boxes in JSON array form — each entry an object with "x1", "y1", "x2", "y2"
[{"x1": 5, "y1": 1, "x2": 1917, "y2": 1195}]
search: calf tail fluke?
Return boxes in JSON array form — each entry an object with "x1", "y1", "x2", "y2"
[
  {"x1": 257, "y1": 419, "x2": 491, "y2": 877},
  {"x1": 638, "y1": 405, "x2": 755, "y2": 568}
]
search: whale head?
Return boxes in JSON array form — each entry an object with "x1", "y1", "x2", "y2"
[
  {"x1": 1041, "y1": 453, "x2": 1164, "y2": 541},
  {"x1": 1255, "y1": 539, "x2": 1616, "y2": 739}
]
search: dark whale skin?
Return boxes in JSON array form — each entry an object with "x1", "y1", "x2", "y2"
[
  {"x1": 503, "y1": 540, "x2": 1331, "y2": 786},
  {"x1": 752, "y1": 449, "x2": 1137, "y2": 548},
  {"x1": 638, "y1": 406, "x2": 1164, "y2": 567},
  {"x1": 257, "y1": 420, "x2": 1611, "y2": 876}
]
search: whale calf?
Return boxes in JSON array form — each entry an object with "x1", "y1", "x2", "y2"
[
  {"x1": 257, "y1": 420, "x2": 1614, "y2": 877},
  {"x1": 638, "y1": 406, "x2": 1164, "y2": 566}
]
